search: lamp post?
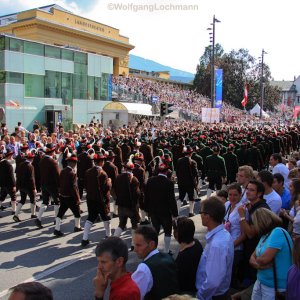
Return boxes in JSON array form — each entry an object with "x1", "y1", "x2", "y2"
[
  {"x1": 259, "y1": 49, "x2": 267, "y2": 119},
  {"x1": 207, "y1": 15, "x2": 220, "y2": 108}
]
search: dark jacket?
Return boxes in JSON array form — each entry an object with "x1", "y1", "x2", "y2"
[
  {"x1": 0, "y1": 159, "x2": 16, "y2": 188},
  {"x1": 59, "y1": 166, "x2": 80, "y2": 204},
  {"x1": 16, "y1": 160, "x2": 36, "y2": 191}
]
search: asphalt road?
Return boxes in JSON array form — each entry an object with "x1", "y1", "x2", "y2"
[{"x1": 0, "y1": 186, "x2": 208, "y2": 300}]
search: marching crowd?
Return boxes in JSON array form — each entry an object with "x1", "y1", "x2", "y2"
[{"x1": 2, "y1": 118, "x2": 300, "y2": 300}]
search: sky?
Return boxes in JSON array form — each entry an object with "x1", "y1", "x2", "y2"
[{"x1": 1, "y1": 0, "x2": 299, "y2": 80}]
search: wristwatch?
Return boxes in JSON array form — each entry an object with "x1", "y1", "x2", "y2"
[{"x1": 239, "y1": 217, "x2": 246, "y2": 222}]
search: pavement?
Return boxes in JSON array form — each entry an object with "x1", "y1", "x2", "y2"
[{"x1": 0, "y1": 185, "x2": 209, "y2": 300}]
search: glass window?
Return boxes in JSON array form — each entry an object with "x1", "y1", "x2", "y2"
[
  {"x1": 74, "y1": 52, "x2": 87, "y2": 64},
  {"x1": 88, "y1": 76, "x2": 94, "y2": 100},
  {"x1": 61, "y1": 49, "x2": 73, "y2": 61},
  {"x1": 100, "y1": 73, "x2": 109, "y2": 100},
  {"x1": 24, "y1": 74, "x2": 44, "y2": 97},
  {"x1": 7, "y1": 72, "x2": 23, "y2": 84},
  {"x1": 0, "y1": 36, "x2": 8, "y2": 51},
  {"x1": 73, "y1": 74, "x2": 87, "y2": 99},
  {"x1": 62, "y1": 73, "x2": 72, "y2": 105},
  {"x1": 74, "y1": 62, "x2": 87, "y2": 75},
  {"x1": 9, "y1": 38, "x2": 23, "y2": 52},
  {"x1": 45, "y1": 46, "x2": 61, "y2": 59},
  {"x1": 24, "y1": 41, "x2": 44, "y2": 56},
  {"x1": 45, "y1": 71, "x2": 61, "y2": 98},
  {"x1": 0, "y1": 71, "x2": 5, "y2": 84},
  {"x1": 94, "y1": 77, "x2": 101, "y2": 100}
]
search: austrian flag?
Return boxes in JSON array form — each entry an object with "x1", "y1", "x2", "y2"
[{"x1": 241, "y1": 84, "x2": 248, "y2": 107}]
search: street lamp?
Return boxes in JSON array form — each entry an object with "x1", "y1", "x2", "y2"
[
  {"x1": 207, "y1": 15, "x2": 220, "y2": 108},
  {"x1": 259, "y1": 49, "x2": 267, "y2": 119}
]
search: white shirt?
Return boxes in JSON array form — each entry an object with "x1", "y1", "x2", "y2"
[
  {"x1": 131, "y1": 249, "x2": 159, "y2": 299},
  {"x1": 264, "y1": 189, "x2": 282, "y2": 215},
  {"x1": 272, "y1": 163, "x2": 290, "y2": 190},
  {"x1": 224, "y1": 201, "x2": 244, "y2": 250}
]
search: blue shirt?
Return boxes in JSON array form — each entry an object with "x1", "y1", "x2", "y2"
[
  {"x1": 280, "y1": 187, "x2": 291, "y2": 210},
  {"x1": 196, "y1": 224, "x2": 234, "y2": 300},
  {"x1": 256, "y1": 227, "x2": 292, "y2": 289}
]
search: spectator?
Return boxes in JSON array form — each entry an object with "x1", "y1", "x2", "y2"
[
  {"x1": 132, "y1": 226, "x2": 178, "y2": 300},
  {"x1": 250, "y1": 208, "x2": 293, "y2": 300},
  {"x1": 257, "y1": 171, "x2": 282, "y2": 215},
  {"x1": 272, "y1": 173, "x2": 291, "y2": 210},
  {"x1": 196, "y1": 196, "x2": 234, "y2": 300},
  {"x1": 270, "y1": 153, "x2": 290, "y2": 190},
  {"x1": 8, "y1": 282, "x2": 53, "y2": 300},
  {"x1": 173, "y1": 217, "x2": 203, "y2": 295},
  {"x1": 286, "y1": 237, "x2": 300, "y2": 300},
  {"x1": 236, "y1": 165, "x2": 255, "y2": 204},
  {"x1": 93, "y1": 237, "x2": 140, "y2": 300}
]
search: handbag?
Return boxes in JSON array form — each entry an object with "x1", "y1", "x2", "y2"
[{"x1": 272, "y1": 229, "x2": 292, "y2": 300}]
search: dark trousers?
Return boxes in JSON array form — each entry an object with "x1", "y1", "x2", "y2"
[
  {"x1": 41, "y1": 184, "x2": 59, "y2": 205},
  {"x1": 86, "y1": 202, "x2": 111, "y2": 223},
  {"x1": 78, "y1": 178, "x2": 85, "y2": 199},
  {"x1": 19, "y1": 189, "x2": 36, "y2": 205},
  {"x1": 178, "y1": 185, "x2": 194, "y2": 201},
  {"x1": 118, "y1": 206, "x2": 140, "y2": 230},
  {"x1": 0, "y1": 186, "x2": 16, "y2": 202},
  {"x1": 208, "y1": 176, "x2": 222, "y2": 190},
  {"x1": 212, "y1": 290, "x2": 229, "y2": 300},
  {"x1": 57, "y1": 196, "x2": 81, "y2": 219},
  {"x1": 151, "y1": 214, "x2": 172, "y2": 236}
]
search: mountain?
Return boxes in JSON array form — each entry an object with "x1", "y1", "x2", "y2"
[{"x1": 129, "y1": 54, "x2": 194, "y2": 84}]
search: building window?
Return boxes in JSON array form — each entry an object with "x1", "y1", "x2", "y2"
[
  {"x1": 24, "y1": 41, "x2": 44, "y2": 56},
  {"x1": 61, "y1": 49, "x2": 73, "y2": 61},
  {"x1": 74, "y1": 62, "x2": 87, "y2": 75},
  {"x1": 74, "y1": 52, "x2": 87, "y2": 64},
  {"x1": 62, "y1": 73, "x2": 72, "y2": 105},
  {"x1": 101, "y1": 73, "x2": 109, "y2": 100},
  {"x1": 0, "y1": 71, "x2": 23, "y2": 84},
  {"x1": 9, "y1": 38, "x2": 23, "y2": 52},
  {"x1": 0, "y1": 36, "x2": 9, "y2": 51},
  {"x1": 45, "y1": 71, "x2": 61, "y2": 98},
  {"x1": 297, "y1": 96, "x2": 300, "y2": 104},
  {"x1": 45, "y1": 45, "x2": 61, "y2": 59},
  {"x1": 94, "y1": 77, "x2": 101, "y2": 100},
  {"x1": 88, "y1": 76, "x2": 95, "y2": 100},
  {"x1": 73, "y1": 74, "x2": 87, "y2": 99},
  {"x1": 24, "y1": 74, "x2": 44, "y2": 97}
]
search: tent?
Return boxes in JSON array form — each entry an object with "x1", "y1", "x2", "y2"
[{"x1": 249, "y1": 103, "x2": 270, "y2": 118}]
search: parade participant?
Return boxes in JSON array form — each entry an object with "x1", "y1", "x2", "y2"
[
  {"x1": 176, "y1": 145, "x2": 198, "y2": 217},
  {"x1": 0, "y1": 148, "x2": 17, "y2": 214},
  {"x1": 140, "y1": 137, "x2": 154, "y2": 177},
  {"x1": 205, "y1": 145, "x2": 227, "y2": 198},
  {"x1": 223, "y1": 144, "x2": 239, "y2": 184},
  {"x1": 196, "y1": 196, "x2": 234, "y2": 300},
  {"x1": 132, "y1": 152, "x2": 149, "y2": 225},
  {"x1": 81, "y1": 152, "x2": 112, "y2": 247},
  {"x1": 113, "y1": 161, "x2": 141, "y2": 249},
  {"x1": 14, "y1": 151, "x2": 37, "y2": 222},
  {"x1": 93, "y1": 237, "x2": 140, "y2": 300},
  {"x1": 77, "y1": 144, "x2": 94, "y2": 200},
  {"x1": 103, "y1": 149, "x2": 119, "y2": 218},
  {"x1": 35, "y1": 143, "x2": 60, "y2": 228},
  {"x1": 132, "y1": 226, "x2": 178, "y2": 300},
  {"x1": 145, "y1": 163, "x2": 178, "y2": 253},
  {"x1": 54, "y1": 154, "x2": 82, "y2": 237}
]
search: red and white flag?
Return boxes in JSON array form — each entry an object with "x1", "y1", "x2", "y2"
[{"x1": 241, "y1": 84, "x2": 248, "y2": 107}]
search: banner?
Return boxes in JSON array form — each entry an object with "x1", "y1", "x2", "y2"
[
  {"x1": 215, "y1": 69, "x2": 223, "y2": 109},
  {"x1": 108, "y1": 74, "x2": 112, "y2": 101},
  {"x1": 202, "y1": 107, "x2": 220, "y2": 123}
]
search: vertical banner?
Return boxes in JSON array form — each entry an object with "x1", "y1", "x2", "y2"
[
  {"x1": 108, "y1": 74, "x2": 112, "y2": 101},
  {"x1": 215, "y1": 69, "x2": 223, "y2": 109}
]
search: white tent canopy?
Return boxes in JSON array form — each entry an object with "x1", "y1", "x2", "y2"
[{"x1": 249, "y1": 103, "x2": 270, "y2": 118}]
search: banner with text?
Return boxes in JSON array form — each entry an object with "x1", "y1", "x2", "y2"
[
  {"x1": 215, "y1": 69, "x2": 223, "y2": 109},
  {"x1": 202, "y1": 108, "x2": 220, "y2": 123}
]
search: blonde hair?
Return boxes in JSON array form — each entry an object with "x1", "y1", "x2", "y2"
[
  {"x1": 238, "y1": 165, "x2": 254, "y2": 180},
  {"x1": 252, "y1": 208, "x2": 282, "y2": 235},
  {"x1": 288, "y1": 168, "x2": 300, "y2": 180}
]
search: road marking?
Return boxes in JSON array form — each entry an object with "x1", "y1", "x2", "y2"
[{"x1": 0, "y1": 249, "x2": 95, "y2": 298}]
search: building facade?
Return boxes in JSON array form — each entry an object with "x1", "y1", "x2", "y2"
[{"x1": 0, "y1": 4, "x2": 134, "y2": 131}]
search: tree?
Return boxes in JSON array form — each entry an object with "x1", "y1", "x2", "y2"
[{"x1": 193, "y1": 45, "x2": 281, "y2": 110}]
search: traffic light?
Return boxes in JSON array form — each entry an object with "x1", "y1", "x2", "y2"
[{"x1": 160, "y1": 102, "x2": 174, "y2": 116}]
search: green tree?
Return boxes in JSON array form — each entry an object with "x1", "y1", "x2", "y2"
[{"x1": 193, "y1": 45, "x2": 280, "y2": 110}]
